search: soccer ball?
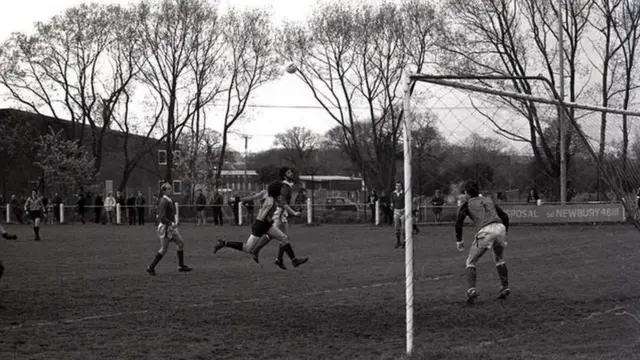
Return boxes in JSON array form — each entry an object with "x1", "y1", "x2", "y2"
[{"x1": 285, "y1": 63, "x2": 298, "y2": 74}]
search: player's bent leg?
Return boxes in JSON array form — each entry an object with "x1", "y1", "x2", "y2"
[
  {"x1": 242, "y1": 235, "x2": 270, "y2": 263},
  {"x1": 172, "y1": 230, "x2": 192, "y2": 273},
  {"x1": 269, "y1": 226, "x2": 289, "y2": 270},
  {"x1": 492, "y1": 244, "x2": 510, "y2": 299},
  {"x1": 33, "y1": 216, "x2": 41, "y2": 241},
  {"x1": 465, "y1": 245, "x2": 488, "y2": 304},
  {"x1": 147, "y1": 235, "x2": 170, "y2": 275},
  {"x1": 249, "y1": 236, "x2": 271, "y2": 263}
]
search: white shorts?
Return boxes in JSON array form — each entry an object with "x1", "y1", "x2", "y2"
[
  {"x1": 157, "y1": 223, "x2": 180, "y2": 240},
  {"x1": 473, "y1": 222, "x2": 507, "y2": 249},
  {"x1": 465, "y1": 222, "x2": 507, "y2": 268}
]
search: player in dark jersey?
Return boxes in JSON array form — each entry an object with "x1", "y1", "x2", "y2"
[
  {"x1": 455, "y1": 180, "x2": 510, "y2": 304},
  {"x1": 145, "y1": 183, "x2": 193, "y2": 275},
  {"x1": 272, "y1": 166, "x2": 309, "y2": 269},
  {"x1": 24, "y1": 190, "x2": 44, "y2": 241},
  {"x1": 0, "y1": 224, "x2": 18, "y2": 283},
  {"x1": 391, "y1": 181, "x2": 406, "y2": 249},
  {"x1": 213, "y1": 181, "x2": 306, "y2": 266}
]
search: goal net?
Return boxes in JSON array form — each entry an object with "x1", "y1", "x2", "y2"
[
  {"x1": 407, "y1": 74, "x2": 640, "y2": 228},
  {"x1": 401, "y1": 73, "x2": 640, "y2": 354}
]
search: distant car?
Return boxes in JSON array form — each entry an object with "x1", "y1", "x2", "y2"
[{"x1": 325, "y1": 197, "x2": 358, "y2": 212}]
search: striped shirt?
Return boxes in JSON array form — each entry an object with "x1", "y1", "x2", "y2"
[{"x1": 24, "y1": 196, "x2": 44, "y2": 211}]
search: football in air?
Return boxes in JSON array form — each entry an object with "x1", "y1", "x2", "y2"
[{"x1": 285, "y1": 63, "x2": 298, "y2": 74}]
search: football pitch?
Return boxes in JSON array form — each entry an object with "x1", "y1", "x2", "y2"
[{"x1": 0, "y1": 222, "x2": 639, "y2": 359}]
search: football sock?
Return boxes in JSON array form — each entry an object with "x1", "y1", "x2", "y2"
[
  {"x1": 0, "y1": 261, "x2": 4, "y2": 280},
  {"x1": 395, "y1": 232, "x2": 401, "y2": 244},
  {"x1": 177, "y1": 250, "x2": 185, "y2": 267},
  {"x1": 149, "y1": 253, "x2": 163, "y2": 269},
  {"x1": 34, "y1": 227, "x2": 40, "y2": 238},
  {"x1": 496, "y1": 264, "x2": 509, "y2": 288},
  {"x1": 225, "y1": 241, "x2": 244, "y2": 251},
  {"x1": 466, "y1": 267, "x2": 477, "y2": 289},
  {"x1": 282, "y1": 243, "x2": 296, "y2": 260},
  {"x1": 276, "y1": 244, "x2": 285, "y2": 262}
]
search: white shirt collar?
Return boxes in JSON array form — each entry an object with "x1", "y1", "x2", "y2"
[
  {"x1": 283, "y1": 180, "x2": 293, "y2": 187},
  {"x1": 163, "y1": 195, "x2": 172, "y2": 202}
]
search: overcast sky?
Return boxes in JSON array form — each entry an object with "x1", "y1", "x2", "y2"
[{"x1": 0, "y1": 0, "x2": 348, "y2": 153}]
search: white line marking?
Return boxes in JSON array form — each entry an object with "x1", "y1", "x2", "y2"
[
  {"x1": 473, "y1": 305, "x2": 628, "y2": 349},
  {"x1": 1, "y1": 274, "x2": 453, "y2": 332}
]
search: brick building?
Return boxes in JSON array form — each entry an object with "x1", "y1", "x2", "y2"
[{"x1": 0, "y1": 108, "x2": 164, "y2": 200}]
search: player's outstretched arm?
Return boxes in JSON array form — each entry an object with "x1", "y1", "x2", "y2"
[
  {"x1": 454, "y1": 202, "x2": 469, "y2": 250},
  {"x1": 282, "y1": 203, "x2": 301, "y2": 217},
  {"x1": 242, "y1": 190, "x2": 267, "y2": 202}
]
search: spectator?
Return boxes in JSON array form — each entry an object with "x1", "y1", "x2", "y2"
[
  {"x1": 243, "y1": 198, "x2": 255, "y2": 224},
  {"x1": 126, "y1": 194, "x2": 136, "y2": 225},
  {"x1": 10, "y1": 195, "x2": 23, "y2": 224},
  {"x1": 526, "y1": 189, "x2": 539, "y2": 205},
  {"x1": 53, "y1": 193, "x2": 63, "y2": 223},
  {"x1": 368, "y1": 190, "x2": 378, "y2": 223},
  {"x1": 212, "y1": 191, "x2": 224, "y2": 226},
  {"x1": 115, "y1": 191, "x2": 126, "y2": 216},
  {"x1": 94, "y1": 194, "x2": 104, "y2": 223},
  {"x1": 76, "y1": 193, "x2": 86, "y2": 224},
  {"x1": 42, "y1": 196, "x2": 50, "y2": 224},
  {"x1": 135, "y1": 191, "x2": 146, "y2": 225},
  {"x1": 196, "y1": 190, "x2": 207, "y2": 225},
  {"x1": 379, "y1": 190, "x2": 392, "y2": 225},
  {"x1": 431, "y1": 189, "x2": 445, "y2": 223},
  {"x1": 105, "y1": 192, "x2": 116, "y2": 224},
  {"x1": 229, "y1": 194, "x2": 240, "y2": 225}
]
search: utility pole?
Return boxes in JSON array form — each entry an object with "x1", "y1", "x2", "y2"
[{"x1": 243, "y1": 134, "x2": 250, "y2": 192}]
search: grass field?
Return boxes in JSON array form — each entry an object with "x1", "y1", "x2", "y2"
[{"x1": 0, "y1": 222, "x2": 639, "y2": 359}]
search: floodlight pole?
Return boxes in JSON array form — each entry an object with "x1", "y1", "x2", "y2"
[
  {"x1": 559, "y1": 0, "x2": 567, "y2": 204},
  {"x1": 402, "y1": 74, "x2": 414, "y2": 356}
]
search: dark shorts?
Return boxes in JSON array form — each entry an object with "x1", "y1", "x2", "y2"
[
  {"x1": 29, "y1": 210, "x2": 42, "y2": 219},
  {"x1": 251, "y1": 219, "x2": 273, "y2": 237}
]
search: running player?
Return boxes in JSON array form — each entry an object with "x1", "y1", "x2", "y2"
[
  {"x1": 213, "y1": 181, "x2": 307, "y2": 267},
  {"x1": 272, "y1": 166, "x2": 309, "y2": 269},
  {"x1": 145, "y1": 183, "x2": 193, "y2": 275},
  {"x1": 24, "y1": 190, "x2": 44, "y2": 241},
  {"x1": 455, "y1": 180, "x2": 510, "y2": 304}
]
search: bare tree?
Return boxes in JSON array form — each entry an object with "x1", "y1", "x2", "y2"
[
  {"x1": 273, "y1": 126, "x2": 319, "y2": 169},
  {"x1": 175, "y1": 127, "x2": 220, "y2": 198},
  {"x1": 441, "y1": 0, "x2": 594, "y2": 199},
  {"x1": 215, "y1": 8, "x2": 280, "y2": 186},
  {"x1": 279, "y1": 1, "x2": 440, "y2": 191},
  {"x1": 137, "y1": 0, "x2": 224, "y2": 183},
  {"x1": 0, "y1": 3, "x2": 138, "y2": 176},
  {"x1": 612, "y1": 0, "x2": 640, "y2": 176}
]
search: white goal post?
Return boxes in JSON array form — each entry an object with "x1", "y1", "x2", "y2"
[{"x1": 401, "y1": 72, "x2": 640, "y2": 355}]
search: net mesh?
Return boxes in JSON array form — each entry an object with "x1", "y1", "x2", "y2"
[{"x1": 409, "y1": 75, "x2": 640, "y2": 227}]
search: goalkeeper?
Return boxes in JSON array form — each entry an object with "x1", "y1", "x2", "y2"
[{"x1": 454, "y1": 180, "x2": 510, "y2": 304}]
